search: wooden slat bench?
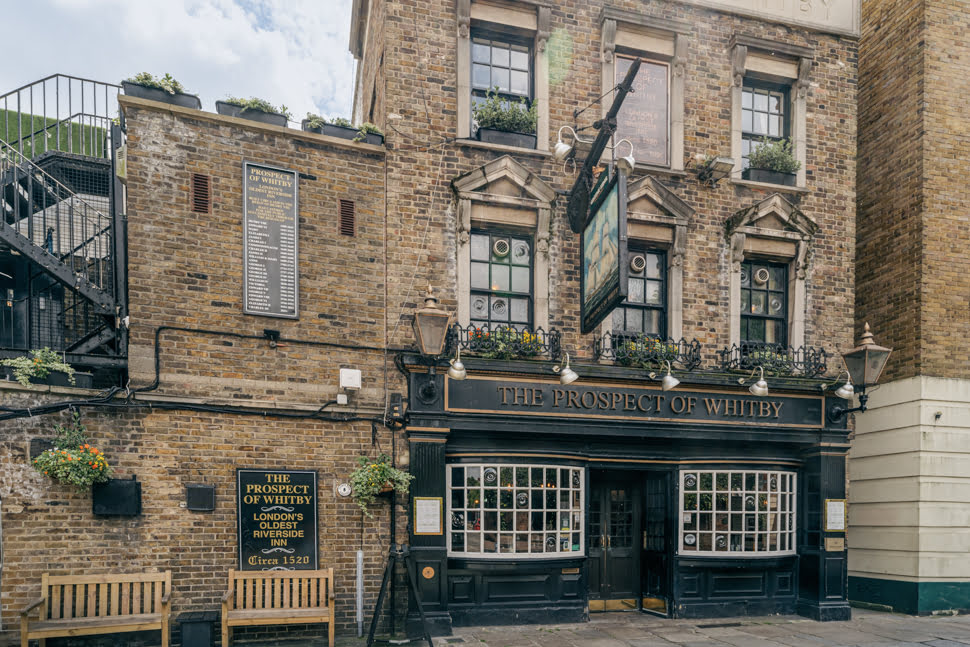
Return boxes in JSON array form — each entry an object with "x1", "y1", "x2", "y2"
[
  {"x1": 20, "y1": 571, "x2": 171, "y2": 647},
  {"x1": 221, "y1": 568, "x2": 335, "y2": 647}
]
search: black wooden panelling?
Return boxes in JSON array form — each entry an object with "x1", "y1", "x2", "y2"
[
  {"x1": 824, "y1": 556, "x2": 845, "y2": 599},
  {"x1": 680, "y1": 573, "x2": 701, "y2": 597},
  {"x1": 561, "y1": 572, "x2": 583, "y2": 599},
  {"x1": 777, "y1": 572, "x2": 793, "y2": 594},
  {"x1": 484, "y1": 575, "x2": 549, "y2": 602},
  {"x1": 449, "y1": 576, "x2": 474, "y2": 603},
  {"x1": 710, "y1": 573, "x2": 765, "y2": 597}
]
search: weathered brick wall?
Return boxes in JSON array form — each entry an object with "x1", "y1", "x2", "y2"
[
  {"x1": 856, "y1": 0, "x2": 925, "y2": 381},
  {"x1": 380, "y1": 0, "x2": 858, "y2": 363}
]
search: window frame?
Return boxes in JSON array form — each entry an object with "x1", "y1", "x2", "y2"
[
  {"x1": 470, "y1": 29, "x2": 534, "y2": 114},
  {"x1": 678, "y1": 469, "x2": 797, "y2": 557},
  {"x1": 739, "y1": 259, "x2": 788, "y2": 346},
  {"x1": 469, "y1": 229, "x2": 534, "y2": 330},
  {"x1": 741, "y1": 78, "x2": 791, "y2": 170},
  {"x1": 447, "y1": 462, "x2": 585, "y2": 559},
  {"x1": 612, "y1": 246, "x2": 667, "y2": 339}
]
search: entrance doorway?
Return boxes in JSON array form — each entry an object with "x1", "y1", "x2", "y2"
[{"x1": 588, "y1": 470, "x2": 670, "y2": 614}]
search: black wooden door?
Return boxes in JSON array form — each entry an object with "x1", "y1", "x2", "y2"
[
  {"x1": 641, "y1": 472, "x2": 670, "y2": 615},
  {"x1": 589, "y1": 473, "x2": 641, "y2": 605}
]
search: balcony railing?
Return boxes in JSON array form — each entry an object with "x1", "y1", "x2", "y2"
[
  {"x1": 595, "y1": 332, "x2": 702, "y2": 371},
  {"x1": 717, "y1": 342, "x2": 828, "y2": 377},
  {"x1": 447, "y1": 323, "x2": 561, "y2": 360}
]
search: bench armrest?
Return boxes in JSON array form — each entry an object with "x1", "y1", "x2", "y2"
[
  {"x1": 161, "y1": 592, "x2": 171, "y2": 606},
  {"x1": 221, "y1": 587, "x2": 234, "y2": 603},
  {"x1": 20, "y1": 597, "x2": 45, "y2": 617}
]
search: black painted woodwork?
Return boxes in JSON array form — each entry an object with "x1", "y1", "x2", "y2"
[{"x1": 589, "y1": 472, "x2": 641, "y2": 602}]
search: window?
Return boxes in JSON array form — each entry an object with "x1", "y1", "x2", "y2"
[
  {"x1": 615, "y1": 56, "x2": 669, "y2": 167},
  {"x1": 740, "y1": 260, "x2": 787, "y2": 345},
  {"x1": 612, "y1": 248, "x2": 666, "y2": 337},
  {"x1": 471, "y1": 34, "x2": 532, "y2": 116},
  {"x1": 448, "y1": 463, "x2": 584, "y2": 558},
  {"x1": 741, "y1": 81, "x2": 789, "y2": 169},
  {"x1": 469, "y1": 231, "x2": 532, "y2": 330},
  {"x1": 680, "y1": 470, "x2": 796, "y2": 555}
]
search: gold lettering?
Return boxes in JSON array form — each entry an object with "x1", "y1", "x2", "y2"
[
  {"x1": 770, "y1": 402, "x2": 783, "y2": 418},
  {"x1": 567, "y1": 391, "x2": 581, "y2": 409},
  {"x1": 704, "y1": 398, "x2": 722, "y2": 415},
  {"x1": 513, "y1": 388, "x2": 527, "y2": 405},
  {"x1": 611, "y1": 392, "x2": 623, "y2": 410},
  {"x1": 726, "y1": 399, "x2": 740, "y2": 416},
  {"x1": 637, "y1": 394, "x2": 653, "y2": 412},
  {"x1": 581, "y1": 391, "x2": 597, "y2": 409},
  {"x1": 531, "y1": 388, "x2": 543, "y2": 406},
  {"x1": 497, "y1": 386, "x2": 513, "y2": 405},
  {"x1": 759, "y1": 401, "x2": 771, "y2": 417},
  {"x1": 553, "y1": 389, "x2": 565, "y2": 407},
  {"x1": 597, "y1": 391, "x2": 611, "y2": 409},
  {"x1": 686, "y1": 397, "x2": 696, "y2": 414},
  {"x1": 654, "y1": 395, "x2": 666, "y2": 411},
  {"x1": 624, "y1": 394, "x2": 637, "y2": 411},
  {"x1": 671, "y1": 396, "x2": 687, "y2": 414}
]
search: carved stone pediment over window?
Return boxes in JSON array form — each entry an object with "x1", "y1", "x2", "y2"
[
  {"x1": 452, "y1": 155, "x2": 556, "y2": 330},
  {"x1": 726, "y1": 193, "x2": 817, "y2": 347}
]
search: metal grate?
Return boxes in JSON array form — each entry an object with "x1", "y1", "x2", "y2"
[
  {"x1": 190, "y1": 173, "x2": 211, "y2": 214},
  {"x1": 339, "y1": 199, "x2": 355, "y2": 236}
]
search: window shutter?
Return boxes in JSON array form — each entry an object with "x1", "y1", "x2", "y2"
[
  {"x1": 190, "y1": 173, "x2": 212, "y2": 214},
  {"x1": 339, "y1": 199, "x2": 356, "y2": 236}
]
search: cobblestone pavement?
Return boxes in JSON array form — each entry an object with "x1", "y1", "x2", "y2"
[{"x1": 339, "y1": 609, "x2": 970, "y2": 647}]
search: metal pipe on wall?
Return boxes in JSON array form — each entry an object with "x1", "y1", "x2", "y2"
[{"x1": 357, "y1": 549, "x2": 364, "y2": 637}]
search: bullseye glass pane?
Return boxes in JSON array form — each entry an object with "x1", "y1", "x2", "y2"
[
  {"x1": 490, "y1": 297, "x2": 508, "y2": 321},
  {"x1": 511, "y1": 240, "x2": 530, "y2": 264}
]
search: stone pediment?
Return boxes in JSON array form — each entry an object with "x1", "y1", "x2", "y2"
[
  {"x1": 451, "y1": 155, "x2": 556, "y2": 206},
  {"x1": 726, "y1": 193, "x2": 817, "y2": 239},
  {"x1": 626, "y1": 175, "x2": 694, "y2": 226}
]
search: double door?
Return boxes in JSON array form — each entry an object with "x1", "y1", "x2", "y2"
[{"x1": 588, "y1": 471, "x2": 669, "y2": 614}]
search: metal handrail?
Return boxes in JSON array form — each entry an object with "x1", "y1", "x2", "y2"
[
  {"x1": 717, "y1": 342, "x2": 828, "y2": 377},
  {"x1": 595, "y1": 332, "x2": 703, "y2": 371}
]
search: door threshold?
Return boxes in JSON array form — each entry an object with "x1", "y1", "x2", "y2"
[
  {"x1": 589, "y1": 598, "x2": 639, "y2": 612},
  {"x1": 641, "y1": 597, "x2": 667, "y2": 616}
]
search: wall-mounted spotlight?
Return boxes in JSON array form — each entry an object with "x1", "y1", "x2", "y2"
[
  {"x1": 448, "y1": 346, "x2": 467, "y2": 381},
  {"x1": 614, "y1": 138, "x2": 636, "y2": 177},
  {"x1": 738, "y1": 366, "x2": 769, "y2": 396},
  {"x1": 696, "y1": 156, "x2": 735, "y2": 186},
  {"x1": 649, "y1": 360, "x2": 680, "y2": 391},
  {"x1": 553, "y1": 353, "x2": 579, "y2": 385}
]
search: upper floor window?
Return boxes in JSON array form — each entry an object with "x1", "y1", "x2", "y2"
[
  {"x1": 615, "y1": 56, "x2": 670, "y2": 167},
  {"x1": 471, "y1": 34, "x2": 532, "y2": 112},
  {"x1": 470, "y1": 231, "x2": 532, "y2": 330},
  {"x1": 612, "y1": 248, "x2": 666, "y2": 338},
  {"x1": 741, "y1": 260, "x2": 787, "y2": 345},
  {"x1": 741, "y1": 80, "x2": 790, "y2": 169}
]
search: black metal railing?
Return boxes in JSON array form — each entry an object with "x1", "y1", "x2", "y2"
[
  {"x1": 447, "y1": 323, "x2": 562, "y2": 360},
  {"x1": 0, "y1": 74, "x2": 120, "y2": 160},
  {"x1": 595, "y1": 332, "x2": 702, "y2": 371},
  {"x1": 717, "y1": 342, "x2": 828, "y2": 377}
]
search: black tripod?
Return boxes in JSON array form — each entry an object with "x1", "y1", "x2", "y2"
[{"x1": 366, "y1": 544, "x2": 433, "y2": 647}]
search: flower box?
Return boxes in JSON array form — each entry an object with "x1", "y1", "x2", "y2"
[
  {"x1": 215, "y1": 101, "x2": 288, "y2": 127},
  {"x1": 121, "y1": 81, "x2": 202, "y2": 110},
  {"x1": 742, "y1": 168, "x2": 796, "y2": 186},
  {"x1": 476, "y1": 127, "x2": 536, "y2": 149},
  {"x1": 302, "y1": 121, "x2": 385, "y2": 145},
  {"x1": 93, "y1": 476, "x2": 142, "y2": 516}
]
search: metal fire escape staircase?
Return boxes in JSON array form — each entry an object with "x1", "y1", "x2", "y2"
[{"x1": 0, "y1": 74, "x2": 126, "y2": 370}]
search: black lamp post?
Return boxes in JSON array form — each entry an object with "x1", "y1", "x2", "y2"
[
  {"x1": 829, "y1": 323, "x2": 892, "y2": 420},
  {"x1": 411, "y1": 286, "x2": 453, "y2": 403}
]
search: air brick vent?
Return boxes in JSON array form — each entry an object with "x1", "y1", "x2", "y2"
[
  {"x1": 339, "y1": 199, "x2": 356, "y2": 236},
  {"x1": 190, "y1": 173, "x2": 212, "y2": 214}
]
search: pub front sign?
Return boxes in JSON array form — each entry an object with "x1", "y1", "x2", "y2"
[
  {"x1": 580, "y1": 172, "x2": 628, "y2": 334},
  {"x1": 237, "y1": 469, "x2": 318, "y2": 570}
]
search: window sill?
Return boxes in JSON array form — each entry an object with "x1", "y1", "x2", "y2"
[
  {"x1": 731, "y1": 178, "x2": 810, "y2": 194},
  {"x1": 635, "y1": 164, "x2": 688, "y2": 178},
  {"x1": 456, "y1": 138, "x2": 550, "y2": 157}
]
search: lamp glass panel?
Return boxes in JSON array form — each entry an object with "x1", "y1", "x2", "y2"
[
  {"x1": 842, "y1": 352, "x2": 867, "y2": 387},
  {"x1": 415, "y1": 313, "x2": 450, "y2": 355}
]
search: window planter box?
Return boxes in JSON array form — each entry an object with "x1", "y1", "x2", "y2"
[
  {"x1": 93, "y1": 476, "x2": 142, "y2": 516},
  {"x1": 215, "y1": 101, "x2": 288, "y2": 127},
  {"x1": 742, "y1": 168, "x2": 796, "y2": 187},
  {"x1": 476, "y1": 127, "x2": 536, "y2": 149},
  {"x1": 121, "y1": 82, "x2": 202, "y2": 110},
  {"x1": 302, "y1": 121, "x2": 385, "y2": 145}
]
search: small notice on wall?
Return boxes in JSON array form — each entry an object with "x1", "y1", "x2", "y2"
[
  {"x1": 414, "y1": 497, "x2": 443, "y2": 535},
  {"x1": 243, "y1": 162, "x2": 299, "y2": 319},
  {"x1": 825, "y1": 498, "x2": 846, "y2": 532},
  {"x1": 237, "y1": 469, "x2": 317, "y2": 570}
]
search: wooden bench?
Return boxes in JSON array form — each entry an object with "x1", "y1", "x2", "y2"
[
  {"x1": 221, "y1": 568, "x2": 334, "y2": 647},
  {"x1": 20, "y1": 571, "x2": 171, "y2": 647}
]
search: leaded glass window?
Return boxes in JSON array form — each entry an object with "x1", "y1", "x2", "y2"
[
  {"x1": 470, "y1": 231, "x2": 532, "y2": 329},
  {"x1": 612, "y1": 249, "x2": 666, "y2": 337},
  {"x1": 740, "y1": 260, "x2": 787, "y2": 345},
  {"x1": 471, "y1": 33, "x2": 532, "y2": 119},
  {"x1": 741, "y1": 81, "x2": 789, "y2": 169}
]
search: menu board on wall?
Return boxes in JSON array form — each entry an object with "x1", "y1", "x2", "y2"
[
  {"x1": 243, "y1": 162, "x2": 299, "y2": 318},
  {"x1": 237, "y1": 469, "x2": 317, "y2": 570},
  {"x1": 615, "y1": 57, "x2": 669, "y2": 167}
]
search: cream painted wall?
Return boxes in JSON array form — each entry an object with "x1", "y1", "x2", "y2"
[{"x1": 848, "y1": 376, "x2": 970, "y2": 581}]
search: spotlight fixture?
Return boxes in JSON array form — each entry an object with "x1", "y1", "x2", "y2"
[
  {"x1": 696, "y1": 156, "x2": 735, "y2": 186},
  {"x1": 553, "y1": 353, "x2": 579, "y2": 385},
  {"x1": 553, "y1": 126, "x2": 578, "y2": 162},
  {"x1": 834, "y1": 377, "x2": 854, "y2": 400},
  {"x1": 738, "y1": 366, "x2": 769, "y2": 397},
  {"x1": 614, "y1": 138, "x2": 636, "y2": 177},
  {"x1": 447, "y1": 347, "x2": 467, "y2": 381},
  {"x1": 649, "y1": 360, "x2": 680, "y2": 391}
]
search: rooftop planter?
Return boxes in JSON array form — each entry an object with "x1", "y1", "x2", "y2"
[
  {"x1": 302, "y1": 114, "x2": 385, "y2": 145},
  {"x1": 595, "y1": 332, "x2": 702, "y2": 371},
  {"x1": 448, "y1": 323, "x2": 561, "y2": 361},
  {"x1": 216, "y1": 97, "x2": 290, "y2": 128},
  {"x1": 742, "y1": 137, "x2": 800, "y2": 186},
  {"x1": 717, "y1": 342, "x2": 827, "y2": 377},
  {"x1": 121, "y1": 73, "x2": 201, "y2": 110},
  {"x1": 472, "y1": 89, "x2": 537, "y2": 149}
]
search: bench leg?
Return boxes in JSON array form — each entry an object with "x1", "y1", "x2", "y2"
[
  {"x1": 162, "y1": 619, "x2": 170, "y2": 647},
  {"x1": 329, "y1": 619, "x2": 335, "y2": 647},
  {"x1": 222, "y1": 623, "x2": 230, "y2": 647}
]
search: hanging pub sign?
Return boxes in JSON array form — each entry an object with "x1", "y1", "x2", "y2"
[
  {"x1": 243, "y1": 162, "x2": 299, "y2": 319},
  {"x1": 580, "y1": 171, "x2": 628, "y2": 334},
  {"x1": 237, "y1": 469, "x2": 318, "y2": 571}
]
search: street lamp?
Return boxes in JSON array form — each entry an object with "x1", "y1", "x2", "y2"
[
  {"x1": 411, "y1": 286, "x2": 454, "y2": 402},
  {"x1": 829, "y1": 323, "x2": 892, "y2": 420}
]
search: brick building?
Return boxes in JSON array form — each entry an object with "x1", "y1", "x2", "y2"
[
  {"x1": 850, "y1": 0, "x2": 970, "y2": 615},
  {"x1": 1, "y1": 0, "x2": 863, "y2": 642}
]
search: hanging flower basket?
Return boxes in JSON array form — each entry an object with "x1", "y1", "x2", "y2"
[{"x1": 349, "y1": 454, "x2": 413, "y2": 518}]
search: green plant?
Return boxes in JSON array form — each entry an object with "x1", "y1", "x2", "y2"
[
  {"x1": 745, "y1": 347, "x2": 794, "y2": 375},
  {"x1": 32, "y1": 410, "x2": 111, "y2": 490},
  {"x1": 353, "y1": 122, "x2": 384, "y2": 142},
  {"x1": 470, "y1": 327, "x2": 542, "y2": 360},
  {"x1": 473, "y1": 89, "x2": 537, "y2": 134},
  {"x1": 330, "y1": 117, "x2": 353, "y2": 128},
  {"x1": 616, "y1": 337, "x2": 680, "y2": 369},
  {"x1": 747, "y1": 137, "x2": 801, "y2": 173},
  {"x1": 225, "y1": 96, "x2": 292, "y2": 121},
  {"x1": 124, "y1": 72, "x2": 186, "y2": 95},
  {"x1": 1, "y1": 347, "x2": 75, "y2": 386},
  {"x1": 350, "y1": 454, "x2": 413, "y2": 518}
]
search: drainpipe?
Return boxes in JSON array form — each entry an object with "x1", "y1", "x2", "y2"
[{"x1": 0, "y1": 496, "x2": 4, "y2": 633}]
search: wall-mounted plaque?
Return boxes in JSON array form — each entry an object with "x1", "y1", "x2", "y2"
[
  {"x1": 414, "y1": 497, "x2": 443, "y2": 536},
  {"x1": 615, "y1": 56, "x2": 669, "y2": 167},
  {"x1": 243, "y1": 162, "x2": 299, "y2": 318},
  {"x1": 824, "y1": 498, "x2": 846, "y2": 532},
  {"x1": 237, "y1": 469, "x2": 317, "y2": 570}
]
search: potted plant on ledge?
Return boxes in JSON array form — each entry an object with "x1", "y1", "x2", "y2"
[
  {"x1": 121, "y1": 72, "x2": 202, "y2": 110},
  {"x1": 742, "y1": 137, "x2": 800, "y2": 186},
  {"x1": 349, "y1": 454, "x2": 413, "y2": 518},
  {"x1": 303, "y1": 115, "x2": 385, "y2": 145},
  {"x1": 2, "y1": 347, "x2": 79, "y2": 387},
  {"x1": 473, "y1": 89, "x2": 537, "y2": 149},
  {"x1": 216, "y1": 97, "x2": 291, "y2": 127}
]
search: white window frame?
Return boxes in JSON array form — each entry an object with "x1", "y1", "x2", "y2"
[
  {"x1": 678, "y1": 469, "x2": 797, "y2": 557},
  {"x1": 448, "y1": 462, "x2": 585, "y2": 559}
]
